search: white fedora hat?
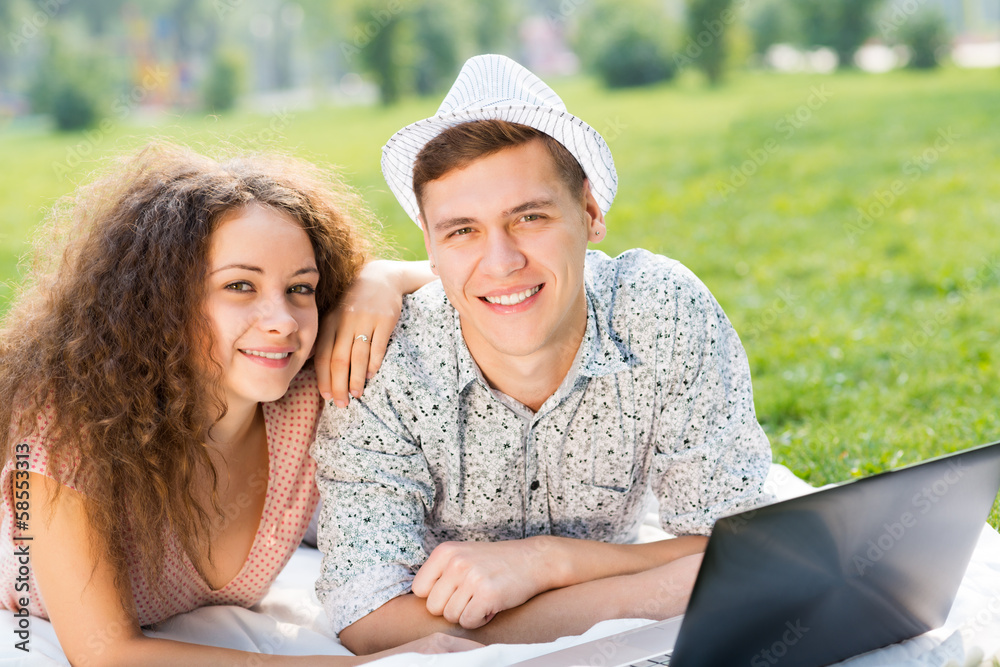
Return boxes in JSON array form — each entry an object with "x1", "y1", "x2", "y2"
[{"x1": 381, "y1": 54, "x2": 618, "y2": 225}]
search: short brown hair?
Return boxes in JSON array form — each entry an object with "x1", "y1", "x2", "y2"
[{"x1": 412, "y1": 120, "x2": 587, "y2": 220}]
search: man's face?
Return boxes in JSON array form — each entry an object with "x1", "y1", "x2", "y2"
[{"x1": 419, "y1": 139, "x2": 606, "y2": 365}]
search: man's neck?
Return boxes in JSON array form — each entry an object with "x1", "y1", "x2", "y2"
[{"x1": 462, "y1": 311, "x2": 587, "y2": 413}]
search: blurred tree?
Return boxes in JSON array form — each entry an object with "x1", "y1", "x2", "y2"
[
  {"x1": 28, "y1": 39, "x2": 107, "y2": 130},
  {"x1": 0, "y1": 2, "x2": 11, "y2": 94},
  {"x1": 746, "y1": 0, "x2": 795, "y2": 55},
  {"x1": 64, "y1": 0, "x2": 128, "y2": 35},
  {"x1": 203, "y1": 48, "x2": 244, "y2": 111},
  {"x1": 166, "y1": 0, "x2": 217, "y2": 69},
  {"x1": 795, "y1": 0, "x2": 885, "y2": 67},
  {"x1": 341, "y1": 0, "x2": 406, "y2": 104},
  {"x1": 52, "y1": 81, "x2": 99, "y2": 130},
  {"x1": 473, "y1": 0, "x2": 516, "y2": 54},
  {"x1": 363, "y1": 13, "x2": 402, "y2": 104},
  {"x1": 412, "y1": 0, "x2": 460, "y2": 95},
  {"x1": 685, "y1": 0, "x2": 735, "y2": 85},
  {"x1": 576, "y1": 0, "x2": 677, "y2": 88},
  {"x1": 897, "y1": 7, "x2": 950, "y2": 69},
  {"x1": 341, "y1": 0, "x2": 478, "y2": 104}
]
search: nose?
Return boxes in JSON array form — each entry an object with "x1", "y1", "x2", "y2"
[
  {"x1": 254, "y1": 294, "x2": 299, "y2": 336},
  {"x1": 479, "y1": 229, "x2": 526, "y2": 277}
]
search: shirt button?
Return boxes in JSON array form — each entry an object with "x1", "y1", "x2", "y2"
[{"x1": 530, "y1": 480, "x2": 540, "y2": 491}]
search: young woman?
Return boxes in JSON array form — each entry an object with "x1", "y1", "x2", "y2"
[{"x1": 0, "y1": 142, "x2": 475, "y2": 665}]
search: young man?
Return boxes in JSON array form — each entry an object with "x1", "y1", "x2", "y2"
[{"x1": 312, "y1": 54, "x2": 772, "y2": 654}]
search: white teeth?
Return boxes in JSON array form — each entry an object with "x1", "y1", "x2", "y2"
[
  {"x1": 242, "y1": 350, "x2": 291, "y2": 360},
  {"x1": 485, "y1": 286, "x2": 540, "y2": 306}
]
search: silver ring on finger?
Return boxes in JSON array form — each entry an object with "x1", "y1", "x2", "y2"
[{"x1": 355, "y1": 334, "x2": 370, "y2": 343}]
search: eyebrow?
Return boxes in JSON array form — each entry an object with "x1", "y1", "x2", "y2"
[
  {"x1": 433, "y1": 217, "x2": 476, "y2": 234},
  {"x1": 432, "y1": 199, "x2": 557, "y2": 233},
  {"x1": 210, "y1": 264, "x2": 319, "y2": 276},
  {"x1": 503, "y1": 199, "x2": 556, "y2": 217}
]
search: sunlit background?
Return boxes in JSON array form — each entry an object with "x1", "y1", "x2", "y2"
[{"x1": 0, "y1": 0, "x2": 998, "y2": 523}]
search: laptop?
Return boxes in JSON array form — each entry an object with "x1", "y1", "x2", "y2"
[{"x1": 513, "y1": 440, "x2": 1000, "y2": 667}]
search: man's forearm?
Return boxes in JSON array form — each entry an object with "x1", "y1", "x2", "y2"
[
  {"x1": 544, "y1": 535, "x2": 708, "y2": 589},
  {"x1": 339, "y1": 554, "x2": 702, "y2": 655}
]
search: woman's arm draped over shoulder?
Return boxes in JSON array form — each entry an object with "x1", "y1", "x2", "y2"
[{"x1": 315, "y1": 260, "x2": 435, "y2": 405}]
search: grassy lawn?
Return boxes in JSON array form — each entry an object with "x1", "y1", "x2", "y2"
[{"x1": 1, "y1": 66, "x2": 998, "y2": 526}]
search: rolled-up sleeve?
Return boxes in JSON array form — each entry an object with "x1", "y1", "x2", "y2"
[
  {"x1": 649, "y1": 263, "x2": 773, "y2": 536},
  {"x1": 311, "y1": 390, "x2": 436, "y2": 634}
]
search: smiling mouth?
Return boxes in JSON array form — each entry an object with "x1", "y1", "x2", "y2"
[
  {"x1": 482, "y1": 285, "x2": 541, "y2": 306},
  {"x1": 241, "y1": 350, "x2": 292, "y2": 360}
]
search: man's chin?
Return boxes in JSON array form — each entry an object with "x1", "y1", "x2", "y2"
[{"x1": 472, "y1": 332, "x2": 545, "y2": 360}]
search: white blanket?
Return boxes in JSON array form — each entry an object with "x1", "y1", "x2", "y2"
[{"x1": 3, "y1": 465, "x2": 999, "y2": 666}]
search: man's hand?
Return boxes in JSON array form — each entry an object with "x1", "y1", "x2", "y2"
[
  {"x1": 411, "y1": 538, "x2": 557, "y2": 629},
  {"x1": 340, "y1": 541, "x2": 706, "y2": 654}
]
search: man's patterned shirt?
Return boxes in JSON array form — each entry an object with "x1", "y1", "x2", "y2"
[{"x1": 311, "y1": 249, "x2": 772, "y2": 633}]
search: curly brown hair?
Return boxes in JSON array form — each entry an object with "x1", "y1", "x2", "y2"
[{"x1": 0, "y1": 141, "x2": 377, "y2": 610}]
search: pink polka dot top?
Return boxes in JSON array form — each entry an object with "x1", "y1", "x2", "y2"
[{"x1": 0, "y1": 367, "x2": 323, "y2": 627}]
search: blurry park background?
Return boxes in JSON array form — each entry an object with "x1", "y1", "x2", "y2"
[{"x1": 0, "y1": 0, "x2": 998, "y2": 524}]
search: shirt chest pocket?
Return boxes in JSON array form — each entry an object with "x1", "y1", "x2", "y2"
[{"x1": 581, "y1": 410, "x2": 637, "y2": 493}]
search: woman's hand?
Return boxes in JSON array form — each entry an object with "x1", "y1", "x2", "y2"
[{"x1": 315, "y1": 260, "x2": 435, "y2": 406}]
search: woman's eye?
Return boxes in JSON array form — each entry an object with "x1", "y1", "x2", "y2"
[
  {"x1": 289, "y1": 284, "x2": 316, "y2": 295},
  {"x1": 225, "y1": 281, "x2": 254, "y2": 292}
]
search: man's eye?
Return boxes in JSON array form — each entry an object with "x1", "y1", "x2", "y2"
[
  {"x1": 451, "y1": 227, "x2": 473, "y2": 237},
  {"x1": 225, "y1": 281, "x2": 254, "y2": 292},
  {"x1": 289, "y1": 284, "x2": 316, "y2": 295},
  {"x1": 521, "y1": 214, "x2": 540, "y2": 222}
]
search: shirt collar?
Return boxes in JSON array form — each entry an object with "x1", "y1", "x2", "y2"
[
  {"x1": 576, "y1": 280, "x2": 640, "y2": 378},
  {"x1": 455, "y1": 308, "x2": 482, "y2": 394}
]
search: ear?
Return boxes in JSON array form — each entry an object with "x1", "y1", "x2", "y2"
[
  {"x1": 419, "y1": 215, "x2": 439, "y2": 275},
  {"x1": 582, "y1": 179, "x2": 606, "y2": 243}
]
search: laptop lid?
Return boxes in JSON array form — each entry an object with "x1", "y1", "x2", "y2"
[{"x1": 670, "y1": 440, "x2": 1000, "y2": 667}]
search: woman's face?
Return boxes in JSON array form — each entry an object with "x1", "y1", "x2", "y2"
[{"x1": 203, "y1": 204, "x2": 319, "y2": 408}]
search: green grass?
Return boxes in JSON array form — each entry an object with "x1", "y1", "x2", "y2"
[{"x1": 2, "y1": 67, "x2": 998, "y2": 527}]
